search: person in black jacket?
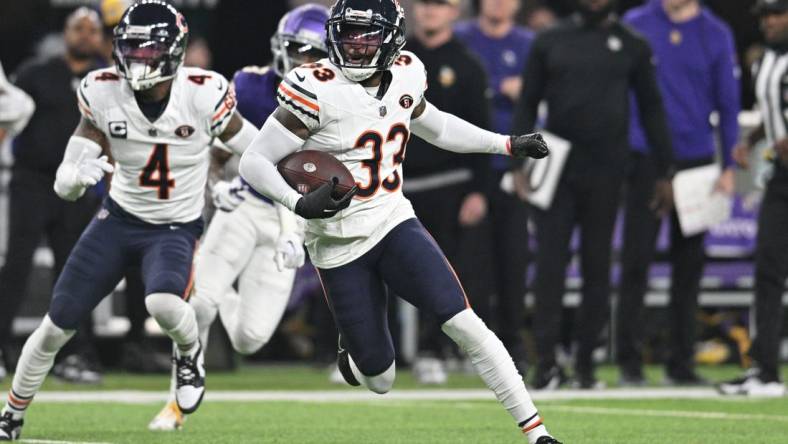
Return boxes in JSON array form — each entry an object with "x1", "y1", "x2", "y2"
[
  {"x1": 513, "y1": 0, "x2": 674, "y2": 389},
  {"x1": 0, "y1": 8, "x2": 105, "y2": 384},
  {"x1": 404, "y1": 0, "x2": 495, "y2": 384}
]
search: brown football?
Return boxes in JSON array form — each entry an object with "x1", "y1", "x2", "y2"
[{"x1": 277, "y1": 150, "x2": 355, "y2": 199}]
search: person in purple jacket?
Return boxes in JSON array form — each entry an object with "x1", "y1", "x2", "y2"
[
  {"x1": 618, "y1": 0, "x2": 740, "y2": 386},
  {"x1": 147, "y1": 4, "x2": 330, "y2": 431},
  {"x1": 454, "y1": 0, "x2": 534, "y2": 373}
]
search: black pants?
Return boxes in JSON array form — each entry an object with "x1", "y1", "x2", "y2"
[
  {"x1": 750, "y1": 177, "x2": 788, "y2": 381},
  {"x1": 407, "y1": 182, "x2": 492, "y2": 357},
  {"x1": 617, "y1": 154, "x2": 709, "y2": 376},
  {"x1": 487, "y1": 182, "x2": 530, "y2": 362},
  {"x1": 0, "y1": 168, "x2": 99, "y2": 348},
  {"x1": 531, "y1": 169, "x2": 624, "y2": 374}
]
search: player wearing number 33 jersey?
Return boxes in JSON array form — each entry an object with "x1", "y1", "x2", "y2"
[
  {"x1": 276, "y1": 50, "x2": 426, "y2": 267},
  {"x1": 0, "y1": 2, "x2": 261, "y2": 440},
  {"x1": 239, "y1": 1, "x2": 559, "y2": 443}
]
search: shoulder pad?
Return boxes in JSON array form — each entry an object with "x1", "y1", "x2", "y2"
[
  {"x1": 276, "y1": 64, "x2": 321, "y2": 130},
  {"x1": 185, "y1": 68, "x2": 236, "y2": 136},
  {"x1": 77, "y1": 67, "x2": 121, "y2": 125}
]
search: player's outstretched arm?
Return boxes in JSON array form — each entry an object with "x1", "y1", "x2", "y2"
[
  {"x1": 54, "y1": 117, "x2": 114, "y2": 201},
  {"x1": 410, "y1": 99, "x2": 549, "y2": 160}
]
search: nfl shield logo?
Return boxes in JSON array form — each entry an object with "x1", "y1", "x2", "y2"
[{"x1": 379, "y1": 106, "x2": 387, "y2": 117}]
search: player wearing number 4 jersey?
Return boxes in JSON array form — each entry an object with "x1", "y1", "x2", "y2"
[
  {"x1": 0, "y1": 2, "x2": 260, "y2": 441},
  {"x1": 148, "y1": 3, "x2": 331, "y2": 431},
  {"x1": 239, "y1": 0, "x2": 559, "y2": 443}
]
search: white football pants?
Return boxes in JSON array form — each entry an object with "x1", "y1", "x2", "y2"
[{"x1": 190, "y1": 195, "x2": 298, "y2": 355}]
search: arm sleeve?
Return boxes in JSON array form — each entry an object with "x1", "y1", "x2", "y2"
[
  {"x1": 222, "y1": 116, "x2": 258, "y2": 155},
  {"x1": 713, "y1": 28, "x2": 742, "y2": 168},
  {"x1": 631, "y1": 42, "x2": 674, "y2": 176},
  {"x1": 238, "y1": 114, "x2": 305, "y2": 211},
  {"x1": 410, "y1": 101, "x2": 509, "y2": 155}
]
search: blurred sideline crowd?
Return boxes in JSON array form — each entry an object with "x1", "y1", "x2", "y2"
[{"x1": 0, "y1": 0, "x2": 784, "y2": 391}]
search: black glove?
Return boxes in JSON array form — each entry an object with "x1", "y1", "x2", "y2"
[
  {"x1": 294, "y1": 178, "x2": 357, "y2": 219},
  {"x1": 509, "y1": 133, "x2": 549, "y2": 159}
]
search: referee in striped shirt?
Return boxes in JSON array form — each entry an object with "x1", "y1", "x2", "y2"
[{"x1": 718, "y1": 0, "x2": 788, "y2": 397}]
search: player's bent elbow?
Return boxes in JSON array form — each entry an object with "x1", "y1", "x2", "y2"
[{"x1": 237, "y1": 150, "x2": 259, "y2": 183}]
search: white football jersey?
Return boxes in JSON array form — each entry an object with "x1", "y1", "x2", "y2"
[
  {"x1": 277, "y1": 51, "x2": 427, "y2": 268},
  {"x1": 77, "y1": 66, "x2": 236, "y2": 224}
]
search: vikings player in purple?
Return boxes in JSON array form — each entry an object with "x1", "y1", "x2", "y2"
[{"x1": 148, "y1": 4, "x2": 330, "y2": 431}]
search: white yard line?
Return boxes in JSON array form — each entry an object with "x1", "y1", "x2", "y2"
[
  {"x1": 29, "y1": 387, "x2": 731, "y2": 403},
  {"x1": 20, "y1": 439, "x2": 113, "y2": 444},
  {"x1": 546, "y1": 405, "x2": 788, "y2": 423},
  {"x1": 375, "y1": 402, "x2": 788, "y2": 423}
]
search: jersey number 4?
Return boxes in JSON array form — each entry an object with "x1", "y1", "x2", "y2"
[
  {"x1": 140, "y1": 144, "x2": 175, "y2": 199},
  {"x1": 355, "y1": 123, "x2": 409, "y2": 198}
]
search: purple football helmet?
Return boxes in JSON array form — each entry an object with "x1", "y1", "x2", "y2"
[{"x1": 271, "y1": 4, "x2": 330, "y2": 77}]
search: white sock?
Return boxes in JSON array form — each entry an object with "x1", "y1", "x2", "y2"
[
  {"x1": 162, "y1": 284, "x2": 222, "y2": 406},
  {"x1": 145, "y1": 293, "x2": 198, "y2": 353},
  {"x1": 347, "y1": 355, "x2": 396, "y2": 395},
  {"x1": 442, "y1": 309, "x2": 550, "y2": 443},
  {"x1": 4, "y1": 315, "x2": 74, "y2": 419}
]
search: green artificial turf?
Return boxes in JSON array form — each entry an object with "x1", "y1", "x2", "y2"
[{"x1": 1, "y1": 364, "x2": 785, "y2": 443}]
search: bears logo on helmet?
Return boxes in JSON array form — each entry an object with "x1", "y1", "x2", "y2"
[
  {"x1": 113, "y1": 0, "x2": 189, "y2": 91},
  {"x1": 326, "y1": 0, "x2": 407, "y2": 82}
]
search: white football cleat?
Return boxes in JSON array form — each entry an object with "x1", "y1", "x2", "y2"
[
  {"x1": 173, "y1": 342, "x2": 205, "y2": 414},
  {"x1": 717, "y1": 369, "x2": 786, "y2": 397},
  {"x1": 148, "y1": 400, "x2": 185, "y2": 431}
]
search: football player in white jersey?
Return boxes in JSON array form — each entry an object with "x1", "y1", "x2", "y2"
[
  {"x1": 0, "y1": 2, "x2": 260, "y2": 441},
  {"x1": 147, "y1": 3, "x2": 331, "y2": 431},
  {"x1": 239, "y1": 1, "x2": 560, "y2": 443}
]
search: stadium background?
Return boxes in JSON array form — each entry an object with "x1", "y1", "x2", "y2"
[
  {"x1": 0, "y1": 1, "x2": 785, "y2": 443},
  {"x1": 0, "y1": 0, "x2": 783, "y2": 373}
]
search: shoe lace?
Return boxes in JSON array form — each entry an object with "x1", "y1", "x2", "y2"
[{"x1": 175, "y1": 354, "x2": 198, "y2": 387}]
